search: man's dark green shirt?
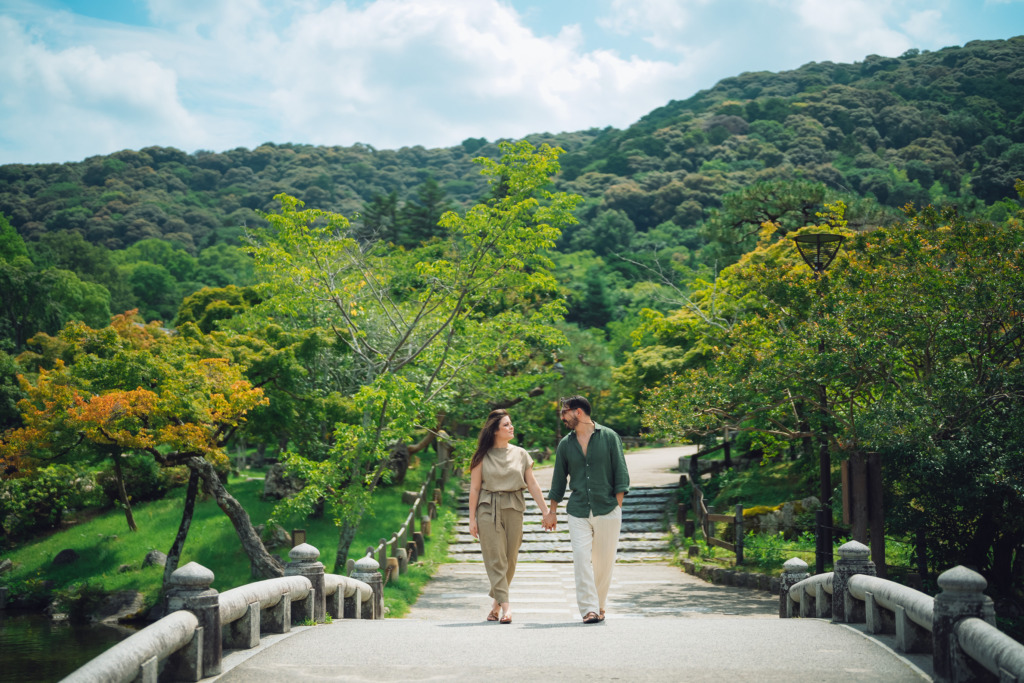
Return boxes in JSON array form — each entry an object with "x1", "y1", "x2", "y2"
[{"x1": 549, "y1": 422, "x2": 630, "y2": 517}]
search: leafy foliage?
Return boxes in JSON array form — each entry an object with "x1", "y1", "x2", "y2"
[{"x1": 248, "y1": 141, "x2": 580, "y2": 567}]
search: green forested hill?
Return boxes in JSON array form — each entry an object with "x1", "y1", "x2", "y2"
[
  {"x1": 2, "y1": 37, "x2": 1022, "y2": 255},
  {"x1": 1, "y1": 36, "x2": 1023, "y2": 352}
]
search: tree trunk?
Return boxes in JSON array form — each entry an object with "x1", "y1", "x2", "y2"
[
  {"x1": 163, "y1": 469, "x2": 200, "y2": 590},
  {"x1": 335, "y1": 522, "x2": 359, "y2": 573},
  {"x1": 989, "y1": 529, "x2": 1022, "y2": 595},
  {"x1": 389, "y1": 441, "x2": 410, "y2": 485},
  {"x1": 111, "y1": 454, "x2": 138, "y2": 532},
  {"x1": 186, "y1": 456, "x2": 284, "y2": 578}
]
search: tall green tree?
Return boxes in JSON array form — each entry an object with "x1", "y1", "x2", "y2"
[
  {"x1": 639, "y1": 197, "x2": 1024, "y2": 592},
  {"x1": 398, "y1": 176, "x2": 451, "y2": 247},
  {"x1": 248, "y1": 141, "x2": 580, "y2": 569}
]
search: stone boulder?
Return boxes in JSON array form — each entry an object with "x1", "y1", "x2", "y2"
[
  {"x1": 262, "y1": 463, "x2": 305, "y2": 500},
  {"x1": 142, "y1": 550, "x2": 167, "y2": 568},
  {"x1": 52, "y1": 549, "x2": 79, "y2": 567},
  {"x1": 94, "y1": 590, "x2": 147, "y2": 623},
  {"x1": 0, "y1": 557, "x2": 12, "y2": 574},
  {"x1": 255, "y1": 523, "x2": 292, "y2": 550}
]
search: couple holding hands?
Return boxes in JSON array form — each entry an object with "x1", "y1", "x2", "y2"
[{"x1": 468, "y1": 395, "x2": 630, "y2": 625}]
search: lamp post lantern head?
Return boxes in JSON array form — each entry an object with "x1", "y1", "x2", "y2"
[{"x1": 793, "y1": 233, "x2": 844, "y2": 277}]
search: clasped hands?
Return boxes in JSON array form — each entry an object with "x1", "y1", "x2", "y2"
[{"x1": 541, "y1": 511, "x2": 558, "y2": 531}]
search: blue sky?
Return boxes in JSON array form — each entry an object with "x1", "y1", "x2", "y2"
[{"x1": 1, "y1": 0, "x2": 1022, "y2": 164}]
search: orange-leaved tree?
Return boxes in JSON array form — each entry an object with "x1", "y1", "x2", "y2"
[{"x1": 0, "y1": 311, "x2": 281, "y2": 582}]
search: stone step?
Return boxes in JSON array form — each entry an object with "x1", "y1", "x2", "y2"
[
  {"x1": 458, "y1": 502, "x2": 672, "y2": 513},
  {"x1": 448, "y1": 549, "x2": 672, "y2": 563},
  {"x1": 449, "y1": 485, "x2": 677, "y2": 562},
  {"x1": 451, "y1": 531, "x2": 668, "y2": 544},
  {"x1": 456, "y1": 486, "x2": 678, "y2": 504},
  {"x1": 454, "y1": 524, "x2": 663, "y2": 532}
]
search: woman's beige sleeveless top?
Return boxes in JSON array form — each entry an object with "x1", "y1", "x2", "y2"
[{"x1": 479, "y1": 446, "x2": 533, "y2": 512}]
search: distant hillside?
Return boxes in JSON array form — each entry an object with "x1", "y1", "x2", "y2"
[{"x1": 1, "y1": 36, "x2": 1022, "y2": 258}]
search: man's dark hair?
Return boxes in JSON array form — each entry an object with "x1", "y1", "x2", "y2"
[{"x1": 560, "y1": 395, "x2": 591, "y2": 415}]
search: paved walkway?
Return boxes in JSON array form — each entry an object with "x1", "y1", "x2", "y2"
[{"x1": 213, "y1": 446, "x2": 934, "y2": 682}]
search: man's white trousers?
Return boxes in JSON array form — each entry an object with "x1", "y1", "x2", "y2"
[{"x1": 567, "y1": 505, "x2": 622, "y2": 618}]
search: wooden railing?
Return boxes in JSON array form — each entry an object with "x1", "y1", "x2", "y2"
[
  {"x1": 780, "y1": 540, "x2": 1024, "y2": 682},
  {"x1": 679, "y1": 474, "x2": 744, "y2": 564},
  {"x1": 360, "y1": 459, "x2": 451, "y2": 581}
]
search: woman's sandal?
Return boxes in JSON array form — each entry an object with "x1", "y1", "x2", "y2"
[
  {"x1": 499, "y1": 611, "x2": 512, "y2": 624},
  {"x1": 486, "y1": 607, "x2": 500, "y2": 622},
  {"x1": 583, "y1": 611, "x2": 601, "y2": 624}
]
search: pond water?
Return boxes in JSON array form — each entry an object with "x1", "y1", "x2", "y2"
[{"x1": 0, "y1": 611, "x2": 133, "y2": 683}]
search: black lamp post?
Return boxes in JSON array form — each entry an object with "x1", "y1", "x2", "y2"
[
  {"x1": 793, "y1": 232, "x2": 844, "y2": 574},
  {"x1": 793, "y1": 233, "x2": 843, "y2": 279}
]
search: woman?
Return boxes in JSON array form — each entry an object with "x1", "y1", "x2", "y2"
[{"x1": 468, "y1": 409, "x2": 549, "y2": 624}]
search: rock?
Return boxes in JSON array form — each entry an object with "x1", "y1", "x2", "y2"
[
  {"x1": 52, "y1": 549, "x2": 80, "y2": 567},
  {"x1": 799, "y1": 496, "x2": 820, "y2": 512},
  {"x1": 401, "y1": 491, "x2": 419, "y2": 505},
  {"x1": 258, "y1": 523, "x2": 292, "y2": 550},
  {"x1": 262, "y1": 463, "x2": 305, "y2": 500},
  {"x1": 117, "y1": 564, "x2": 132, "y2": 574},
  {"x1": 0, "y1": 558, "x2": 12, "y2": 574},
  {"x1": 142, "y1": 550, "x2": 167, "y2": 568},
  {"x1": 780, "y1": 502, "x2": 796, "y2": 529},
  {"x1": 94, "y1": 590, "x2": 146, "y2": 623}
]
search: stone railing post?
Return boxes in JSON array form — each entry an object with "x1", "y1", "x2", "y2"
[
  {"x1": 779, "y1": 557, "x2": 808, "y2": 618},
  {"x1": 832, "y1": 540, "x2": 875, "y2": 624},
  {"x1": 285, "y1": 543, "x2": 325, "y2": 624},
  {"x1": 165, "y1": 561, "x2": 221, "y2": 678},
  {"x1": 933, "y1": 565, "x2": 996, "y2": 683},
  {"x1": 352, "y1": 555, "x2": 383, "y2": 619}
]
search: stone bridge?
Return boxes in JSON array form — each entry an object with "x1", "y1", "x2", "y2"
[{"x1": 63, "y1": 447, "x2": 1024, "y2": 682}]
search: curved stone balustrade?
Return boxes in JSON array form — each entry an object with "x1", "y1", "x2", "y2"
[
  {"x1": 324, "y1": 573, "x2": 373, "y2": 604},
  {"x1": 780, "y1": 541, "x2": 1024, "y2": 682},
  {"x1": 848, "y1": 573, "x2": 933, "y2": 632},
  {"x1": 956, "y1": 617, "x2": 1024, "y2": 680},
  {"x1": 219, "y1": 575, "x2": 312, "y2": 623},
  {"x1": 61, "y1": 610, "x2": 200, "y2": 683},
  {"x1": 60, "y1": 546, "x2": 378, "y2": 683}
]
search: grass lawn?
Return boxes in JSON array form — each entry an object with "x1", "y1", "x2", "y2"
[{"x1": 1, "y1": 457, "x2": 463, "y2": 618}]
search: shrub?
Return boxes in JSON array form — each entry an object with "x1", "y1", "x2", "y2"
[
  {"x1": 52, "y1": 581, "x2": 107, "y2": 623},
  {"x1": 95, "y1": 454, "x2": 186, "y2": 507},
  {"x1": 0, "y1": 465, "x2": 97, "y2": 542},
  {"x1": 744, "y1": 531, "x2": 788, "y2": 570}
]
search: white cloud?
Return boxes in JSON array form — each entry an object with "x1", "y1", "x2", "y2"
[
  {"x1": 0, "y1": 0, "x2": 704, "y2": 162},
  {"x1": 789, "y1": 0, "x2": 915, "y2": 60},
  {"x1": 0, "y1": 0, "x2": 1016, "y2": 164},
  {"x1": 0, "y1": 16, "x2": 204, "y2": 163},
  {"x1": 597, "y1": 0, "x2": 707, "y2": 51}
]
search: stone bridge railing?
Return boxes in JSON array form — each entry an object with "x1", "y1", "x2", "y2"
[
  {"x1": 780, "y1": 540, "x2": 1024, "y2": 683},
  {"x1": 60, "y1": 543, "x2": 379, "y2": 683}
]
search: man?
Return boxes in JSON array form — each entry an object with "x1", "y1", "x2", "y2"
[{"x1": 543, "y1": 395, "x2": 630, "y2": 624}]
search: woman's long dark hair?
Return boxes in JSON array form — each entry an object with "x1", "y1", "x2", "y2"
[{"x1": 470, "y1": 409, "x2": 510, "y2": 469}]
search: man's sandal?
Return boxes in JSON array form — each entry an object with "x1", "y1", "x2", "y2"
[
  {"x1": 583, "y1": 612, "x2": 601, "y2": 624},
  {"x1": 486, "y1": 608, "x2": 500, "y2": 622},
  {"x1": 499, "y1": 612, "x2": 512, "y2": 624}
]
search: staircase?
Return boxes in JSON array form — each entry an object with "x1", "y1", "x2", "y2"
[{"x1": 450, "y1": 485, "x2": 678, "y2": 562}]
